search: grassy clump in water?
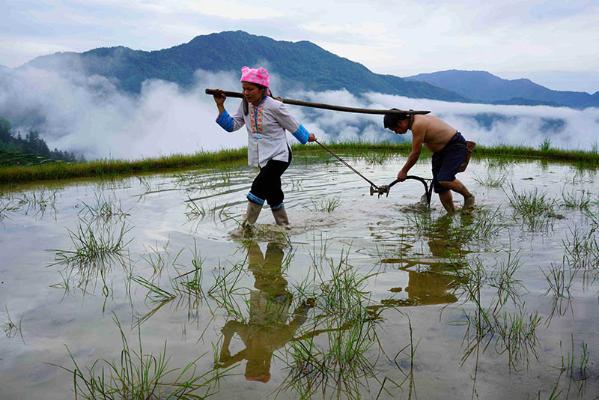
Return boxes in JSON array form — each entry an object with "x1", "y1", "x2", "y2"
[
  {"x1": 52, "y1": 219, "x2": 132, "y2": 268},
  {"x1": 308, "y1": 196, "x2": 342, "y2": 213},
  {"x1": 279, "y1": 245, "x2": 383, "y2": 399},
  {"x1": 60, "y1": 316, "x2": 226, "y2": 399}
]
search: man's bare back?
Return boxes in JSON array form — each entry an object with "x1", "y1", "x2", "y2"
[
  {"x1": 411, "y1": 115, "x2": 457, "y2": 153},
  {"x1": 383, "y1": 110, "x2": 474, "y2": 213}
]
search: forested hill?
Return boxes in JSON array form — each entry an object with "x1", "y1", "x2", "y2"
[
  {"x1": 23, "y1": 31, "x2": 466, "y2": 101},
  {"x1": 0, "y1": 118, "x2": 79, "y2": 166}
]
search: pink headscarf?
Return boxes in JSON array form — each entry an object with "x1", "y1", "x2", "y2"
[{"x1": 240, "y1": 66, "x2": 270, "y2": 88}]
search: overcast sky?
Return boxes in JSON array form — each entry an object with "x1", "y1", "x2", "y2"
[{"x1": 2, "y1": 0, "x2": 599, "y2": 93}]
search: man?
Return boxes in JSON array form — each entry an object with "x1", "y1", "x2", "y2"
[{"x1": 383, "y1": 111, "x2": 475, "y2": 213}]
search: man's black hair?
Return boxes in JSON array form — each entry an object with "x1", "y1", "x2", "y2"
[{"x1": 383, "y1": 109, "x2": 410, "y2": 129}]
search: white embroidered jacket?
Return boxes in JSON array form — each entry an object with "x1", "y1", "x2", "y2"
[{"x1": 216, "y1": 96, "x2": 309, "y2": 168}]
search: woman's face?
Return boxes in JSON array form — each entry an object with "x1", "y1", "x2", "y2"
[{"x1": 242, "y1": 82, "x2": 265, "y2": 105}]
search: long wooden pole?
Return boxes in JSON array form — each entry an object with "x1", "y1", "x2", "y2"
[{"x1": 205, "y1": 88, "x2": 430, "y2": 115}]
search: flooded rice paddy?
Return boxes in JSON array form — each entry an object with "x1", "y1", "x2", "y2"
[{"x1": 0, "y1": 155, "x2": 598, "y2": 399}]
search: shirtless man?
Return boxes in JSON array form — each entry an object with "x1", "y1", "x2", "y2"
[{"x1": 383, "y1": 111, "x2": 475, "y2": 213}]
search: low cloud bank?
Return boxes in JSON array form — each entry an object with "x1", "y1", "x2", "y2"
[{"x1": 1, "y1": 65, "x2": 597, "y2": 160}]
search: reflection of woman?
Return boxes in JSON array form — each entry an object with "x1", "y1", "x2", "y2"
[
  {"x1": 216, "y1": 241, "x2": 313, "y2": 382},
  {"x1": 212, "y1": 66, "x2": 316, "y2": 232}
]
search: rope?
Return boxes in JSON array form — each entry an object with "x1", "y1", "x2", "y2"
[{"x1": 315, "y1": 140, "x2": 379, "y2": 189}]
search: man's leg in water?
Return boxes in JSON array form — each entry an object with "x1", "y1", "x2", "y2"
[
  {"x1": 439, "y1": 179, "x2": 475, "y2": 208},
  {"x1": 438, "y1": 190, "x2": 455, "y2": 213}
]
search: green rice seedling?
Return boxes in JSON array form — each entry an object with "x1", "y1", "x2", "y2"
[
  {"x1": 561, "y1": 188, "x2": 592, "y2": 210},
  {"x1": 484, "y1": 158, "x2": 511, "y2": 172},
  {"x1": 78, "y1": 192, "x2": 130, "y2": 223},
  {"x1": 543, "y1": 262, "x2": 574, "y2": 300},
  {"x1": 390, "y1": 315, "x2": 419, "y2": 398},
  {"x1": 281, "y1": 309, "x2": 379, "y2": 400},
  {"x1": 52, "y1": 219, "x2": 131, "y2": 268},
  {"x1": 218, "y1": 170, "x2": 232, "y2": 186},
  {"x1": 137, "y1": 176, "x2": 153, "y2": 193},
  {"x1": 289, "y1": 177, "x2": 304, "y2": 191},
  {"x1": 562, "y1": 224, "x2": 599, "y2": 271},
  {"x1": 474, "y1": 171, "x2": 509, "y2": 188},
  {"x1": 7, "y1": 189, "x2": 58, "y2": 217},
  {"x1": 540, "y1": 138, "x2": 552, "y2": 152},
  {"x1": 132, "y1": 276, "x2": 176, "y2": 304},
  {"x1": 132, "y1": 276, "x2": 177, "y2": 327},
  {"x1": 2, "y1": 306, "x2": 23, "y2": 341},
  {"x1": 308, "y1": 197, "x2": 341, "y2": 213},
  {"x1": 184, "y1": 199, "x2": 207, "y2": 221},
  {"x1": 142, "y1": 241, "x2": 183, "y2": 278},
  {"x1": 59, "y1": 315, "x2": 227, "y2": 399},
  {"x1": 489, "y1": 250, "x2": 524, "y2": 313},
  {"x1": 174, "y1": 245, "x2": 205, "y2": 294},
  {"x1": 505, "y1": 183, "x2": 556, "y2": 216},
  {"x1": 543, "y1": 260, "x2": 576, "y2": 320},
  {"x1": 361, "y1": 151, "x2": 394, "y2": 165},
  {"x1": 0, "y1": 195, "x2": 21, "y2": 220},
  {"x1": 216, "y1": 202, "x2": 235, "y2": 223},
  {"x1": 504, "y1": 183, "x2": 558, "y2": 231},
  {"x1": 207, "y1": 261, "x2": 248, "y2": 320},
  {"x1": 404, "y1": 210, "x2": 433, "y2": 237},
  {"x1": 278, "y1": 245, "x2": 383, "y2": 400},
  {"x1": 458, "y1": 207, "x2": 505, "y2": 244},
  {"x1": 171, "y1": 244, "x2": 207, "y2": 321},
  {"x1": 560, "y1": 335, "x2": 591, "y2": 383},
  {"x1": 494, "y1": 309, "x2": 542, "y2": 370},
  {"x1": 455, "y1": 255, "x2": 537, "y2": 370}
]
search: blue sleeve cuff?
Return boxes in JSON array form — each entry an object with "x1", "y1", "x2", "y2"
[
  {"x1": 292, "y1": 124, "x2": 309, "y2": 144},
  {"x1": 247, "y1": 192, "x2": 265, "y2": 206},
  {"x1": 216, "y1": 110, "x2": 234, "y2": 132}
]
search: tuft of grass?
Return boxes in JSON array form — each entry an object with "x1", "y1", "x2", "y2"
[
  {"x1": 185, "y1": 199, "x2": 207, "y2": 221},
  {"x1": 540, "y1": 138, "x2": 552, "y2": 152},
  {"x1": 52, "y1": 219, "x2": 131, "y2": 268},
  {"x1": 360, "y1": 151, "x2": 395, "y2": 165},
  {"x1": 559, "y1": 335, "x2": 591, "y2": 382},
  {"x1": 561, "y1": 188, "x2": 592, "y2": 210},
  {"x1": 2, "y1": 306, "x2": 23, "y2": 341},
  {"x1": 78, "y1": 192, "x2": 130, "y2": 223},
  {"x1": 474, "y1": 171, "x2": 509, "y2": 188},
  {"x1": 308, "y1": 197, "x2": 342, "y2": 213},
  {"x1": 504, "y1": 184, "x2": 558, "y2": 230},
  {"x1": 455, "y1": 253, "x2": 540, "y2": 371},
  {"x1": 562, "y1": 224, "x2": 599, "y2": 271},
  {"x1": 57, "y1": 315, "x2": 227, "y2": 399}
]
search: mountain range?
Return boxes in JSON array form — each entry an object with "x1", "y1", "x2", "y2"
[
  {"x1": 406, "y1": 70, "x2": 599, "y2": 108},
  {"x1": 10, "y1": 31, "x2": 599, "y2": 108}
]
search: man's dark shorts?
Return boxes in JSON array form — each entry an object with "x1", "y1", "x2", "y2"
[{"x1": 432, "y1": 132, "x2": 467, "y2": 193}]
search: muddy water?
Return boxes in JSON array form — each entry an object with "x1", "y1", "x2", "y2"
[{"x1": 0, "y1": 156, "x2": 598, "y2": 399}]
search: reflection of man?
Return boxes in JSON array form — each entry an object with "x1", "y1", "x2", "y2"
[
  {"x1": 378, "y1": 215, "x2": 469, "y2": 308},
  {"x1": 405, "y1": 214, "x2": 469, "y2": 305},
  {"x1": 216, "y1": 241, "x2": 313, "y2": 382}
]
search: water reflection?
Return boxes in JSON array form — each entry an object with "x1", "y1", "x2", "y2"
[
  {"x1": 216, "y1": 241, "x2": 313, "y2": 382},
  {"x1": 381, "y1": 214, "x2": 471, "y2": 307}
]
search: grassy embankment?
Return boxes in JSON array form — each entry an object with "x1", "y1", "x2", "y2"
[{"x1": 0, "y1": 143, "x2": 597, "y2": 185}]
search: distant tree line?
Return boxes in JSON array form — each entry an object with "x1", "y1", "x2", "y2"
[{"x1": 0, "y1": 117, "x2": 82, "y2": 165}]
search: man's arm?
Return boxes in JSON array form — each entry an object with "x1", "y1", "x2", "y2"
[{"x1": 397, "y1": 128, "x2": 424, "y2": 181}]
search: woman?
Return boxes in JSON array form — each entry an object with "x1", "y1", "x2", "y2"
[{"x1": 212, "y1": 66, "x2": 316, "y2": 233}]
